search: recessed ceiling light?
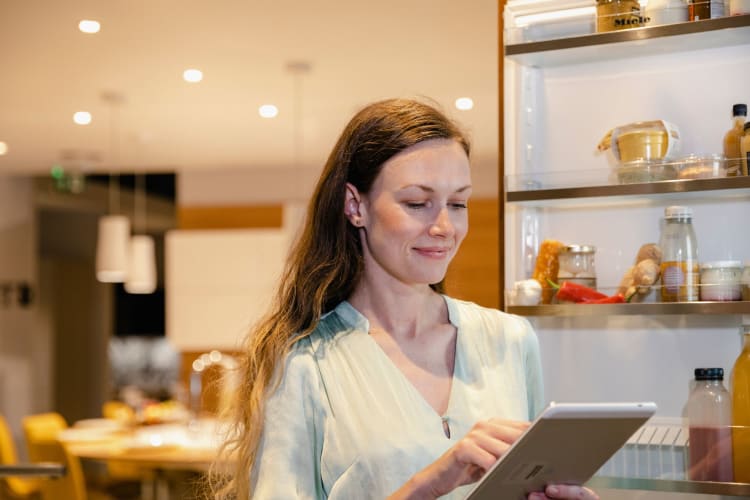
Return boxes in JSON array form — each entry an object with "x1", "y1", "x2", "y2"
[
  {"x1": 183, "y1": 69, "x2": 203, "y2": 83},
  {"x1": 73, "y1": 111, "x2": 92, "y2": 125},
  {"x1": 0, "y1": 142, "x2": 7, "y2": 155},
  {"x1": 78, "y1": 20, "x2": 101, "y2": 34},
  {"x1": 259, "y1": 104, "x2": 278, "y2": 118},
  {"x1": 455, "y1": 97, "x2": 474, "y2": 111}
]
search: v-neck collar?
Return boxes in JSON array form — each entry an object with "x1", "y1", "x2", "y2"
[{"x1": 334, "y1": 296, "x2": 463, "y2": 420}]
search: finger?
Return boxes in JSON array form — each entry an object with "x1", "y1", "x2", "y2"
[
  {"x1": 487, "y1": 418, "x2": 531, "y2": 431},
  {"x1": 473, "y1": 420, "x2": 527, "y2": 444},
  {"x1": 452, "y1": 437, "x2": 500, "y2": 472},
  {"x1": 545, "y1": 484, "x2": 599, "y2": 499}
]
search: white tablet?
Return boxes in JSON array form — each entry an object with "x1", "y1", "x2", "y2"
[{"x1": 464, "y1": 401, "x2": 657, "y2": 500}]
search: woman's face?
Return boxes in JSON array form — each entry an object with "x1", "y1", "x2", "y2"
[{"x1": 347, "y1": 138, "x2": 472, "y2": 289}]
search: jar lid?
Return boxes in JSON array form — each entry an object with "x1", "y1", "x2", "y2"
[
  {"x1": 694, "y1": 367, "x2": 724, "y2": 380},
  {"x1": 664, "y1": 205, "x2": 692, "y2": 218},
  {"x1": 561, "y1": 244, "x2": 596, "y2": 254},
  {"x1": 733, "y1": 103, "x2": 747, "y2": 117},
  {"x1": 701, "y1": 260, "x2": 742, "y2": 270}
]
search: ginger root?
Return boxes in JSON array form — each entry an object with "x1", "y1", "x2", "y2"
[{"x1": 617, "y1": 243, "x2": 662, "y2": 301}]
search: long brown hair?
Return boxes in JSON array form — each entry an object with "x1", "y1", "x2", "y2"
[{"x1": 212, "y1": 98, "x2": 470, "y2": 499}]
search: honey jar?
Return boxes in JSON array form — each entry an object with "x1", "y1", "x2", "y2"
[{"x1": 596, "y1": 0, "x2": 644, "y2": 32}]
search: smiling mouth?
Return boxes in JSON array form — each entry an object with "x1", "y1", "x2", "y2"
[{"x1": 414, "y1": 247, "x2": 452, "y2": 258}]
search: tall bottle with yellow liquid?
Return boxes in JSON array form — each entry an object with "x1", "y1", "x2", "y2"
[{"x1": 732, "y1": 325, "x2": 750, "y2": 483}]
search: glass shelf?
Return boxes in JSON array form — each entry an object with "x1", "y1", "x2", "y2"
[
  {"x1": 588, "y1": 476, "x2": 750, "y2": 497},
  {"x1": 505, "y1": 176, "x2": 750, "y2": 207},
  {"x1": 505, "y1": 14, "x2": 750, "y2": 67},
  {"x1": 506, "y1": 301, "x2": 750, "y2": 317}
]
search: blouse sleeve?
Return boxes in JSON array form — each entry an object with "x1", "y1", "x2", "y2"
[{"x1": 251, "y1": 345, "x2": 326, "y2": 499}]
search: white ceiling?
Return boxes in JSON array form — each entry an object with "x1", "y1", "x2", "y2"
[{"x1": 0, "y1": 0, "x2": 500, "y2": 179}]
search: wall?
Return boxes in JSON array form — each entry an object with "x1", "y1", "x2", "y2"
[{"x1": 0, "y1": 176, "x2": 43, "y2": 449}]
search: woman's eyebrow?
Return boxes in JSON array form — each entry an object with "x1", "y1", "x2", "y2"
[{"x1": 398, "y1": 184, "x2": 473, "y2": 193}]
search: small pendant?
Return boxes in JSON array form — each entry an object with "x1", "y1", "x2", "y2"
[{"x1": 442, "y1": 416, "x2": 451, "y2": 439}]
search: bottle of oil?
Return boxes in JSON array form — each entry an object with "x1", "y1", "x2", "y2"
[
  {"x1": 724, "y1": 104, "x2": 747, "y2": 176},
  {"x1": 732, "y1": 326, "x2": 750, "y2": 483},
  {"x1": 659, "y1": 206, "x2": 699, "y2": 302}
]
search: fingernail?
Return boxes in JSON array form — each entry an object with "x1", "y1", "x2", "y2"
[{"x1": 547, "y1": 486, "x2": 559, "y2": 496}]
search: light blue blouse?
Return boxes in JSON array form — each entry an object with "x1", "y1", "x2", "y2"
[{"x1": 251, "y1": 296, "x2": 544, "y2": 499}]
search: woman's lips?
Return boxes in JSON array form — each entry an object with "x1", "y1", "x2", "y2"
[{"x1": 413, "y1": 246, "x2": 452, "y2": 258}]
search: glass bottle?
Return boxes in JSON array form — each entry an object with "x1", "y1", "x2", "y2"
[
  {"x1": 723, "y1": 103, "x2": 747, "y2": 176},
  {"x1": 689, "y1": 0, "x2": 725, "y2": 20},
  {"x1": 659, "y1": 206, "x2": 699, "y2": 302},
  {"x1": 732, "y1": 327, "x2": 750, "y2": 483},
  {"x1": 686, "y1": 367, "x2": 734, "y2": 482},
  {"x1": 741, "y1": 122, "x2": 750, "y2": 180}
]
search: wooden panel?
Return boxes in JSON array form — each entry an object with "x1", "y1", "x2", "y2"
[
  {"x1": 178, "y1": 205, "x2": 283, "y2": 229},
  {"x1": 445, "y1": 198, "x2": 500, "y2": 309},
  {"x1": 498, "y1": 0, "x2": 507, "y2": 310}
]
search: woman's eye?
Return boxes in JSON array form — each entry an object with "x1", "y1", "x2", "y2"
[
  {"x1": 450, "y1": 202, "x2": 468, "y2": 209},
  {"x1": 405, "y1": 202, "x2": 427, "y2": 209}
]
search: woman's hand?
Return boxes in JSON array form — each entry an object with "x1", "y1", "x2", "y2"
[
  {"x1": 528, "y1": 485, "x2": 600, "y2": 500},
  {"x1": 389, "y1": 418, "x2": 529, "y2": 499}
]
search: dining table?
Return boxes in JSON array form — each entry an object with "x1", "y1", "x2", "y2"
[{"x1": 58, "y1": 417, "x2": 230, "y2": 499}]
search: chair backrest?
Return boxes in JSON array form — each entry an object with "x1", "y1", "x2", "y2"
[
  {"x1": 0, "y1": 414, "x2": 40, "y2": 498},
  {"x1": 22, "y1": 412, "x2": 86, "y2": 500}
]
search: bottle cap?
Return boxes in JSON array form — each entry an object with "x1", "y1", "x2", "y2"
[
  {"x1": 664, "y1": 206, "x2": 692, "y2": 219},
  {"x1": 733, "y1": 103, "x2": 747, "y2": 117},
  {"x1": 694, "y1": 367, "x2": 724, "y2": 380}
]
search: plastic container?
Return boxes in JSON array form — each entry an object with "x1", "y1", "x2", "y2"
[
  {"x1": 700, "y1": 260, "x2": 742, "y2": 301},
  {"x1": 616, "y1": 159, "x2": 678, "y2": 183},
  {"x1": 659, "y1": 206, "x2": 699, "y2": 302},
  {"x1": 617, "y1": 129, "x2": 669, "y2": 162},
  {"x1": 732, "y1": 327, "x2": 750, "y2": 483},
  {"x1": 742, "y1": 262, "x2": 750, "y2": 301},
  {"x1": 686, "y1": 367, "x2": 734, "y2": 482},
  {"x1": 596, "y1": 0, "x2": 644, "y2": 32},
  {"x1": 557, "y1": 245, "x2": 597, "y2": 289},
  {"x1": 677, "y1": 154, "x2": 728, "y2": 179}
]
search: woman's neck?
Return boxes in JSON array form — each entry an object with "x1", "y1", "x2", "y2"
[{"x1": 348, "y1": 280, "x2": 447, "y2": 340}]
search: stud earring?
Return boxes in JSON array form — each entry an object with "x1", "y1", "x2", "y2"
[{"x1": 353, "y1": 217, "x2": 362, "y2": 226}]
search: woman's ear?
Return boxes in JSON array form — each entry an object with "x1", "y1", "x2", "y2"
[{"x1": 344, "y1": 183, "x2": 364, "y2": 227}]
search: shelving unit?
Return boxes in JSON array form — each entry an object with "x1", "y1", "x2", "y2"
[
  {"x1": 502, "y1": 3, "x2": 750, "y2": 497},
  {"x1": 505, "y1": 14, "x2": 750, "y2": 67}
]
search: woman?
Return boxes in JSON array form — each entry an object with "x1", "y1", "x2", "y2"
[{"x1": 215, "y1": 98, "x2": 597, "y2": 500}]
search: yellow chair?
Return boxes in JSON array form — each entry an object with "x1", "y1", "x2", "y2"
[
  {"x1": 21, "y1": 413, "x2": 87, "y2": 500},
  {"x1": 0, "y1": 414, "x2": 40, "y2": 499}
]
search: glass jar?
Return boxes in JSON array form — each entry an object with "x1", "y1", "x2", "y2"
[
  {"x1": 557, "y1": 245, "x2": 596, "y2": 289},
  {"x1": 700, "y1": 260, "x2": 742, "y2": 301},
  {"x1": 596, "y1": 0, "x2": 643, "y2": 32}
]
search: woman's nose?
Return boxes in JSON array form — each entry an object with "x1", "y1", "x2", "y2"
[{"x1": 428, "y1": 207, "x2": 454, "y2": 237}]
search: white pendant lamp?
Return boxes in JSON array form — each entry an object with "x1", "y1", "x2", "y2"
[
  {"x1": 125, "y1": 173, "x2": 157, "y2": 294},
  {"x1": 125, "y1": 234, "x2": 156, "y2": 293},
  {"x1": 95, "y1": 214, "x2": 130, "y2": 282}
]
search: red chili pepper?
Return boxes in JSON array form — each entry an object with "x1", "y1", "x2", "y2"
[
  {"x1": 581, "y1": 293, "x2": 625, "y2": 304},
  {"x1": 548, "y1": 280, "x2": 607, "y2": 303}
]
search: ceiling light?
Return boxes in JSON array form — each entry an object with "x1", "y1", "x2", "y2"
[
  {"x1": 78, "y1": 20, "x2": 101, "y2": 34},
  {"x1": 0, "y1": 142, "x2": 7, "y2": 155},
  {"x1": 259, "y1": 104, "x2": 278, "y2": 118},
  {"x1": 455, "y1": 97, "x2": 474, "y2": 111},
  {"x1": 73, "y1": 111, "x2": 92, "y2": 125},
  {"x1": 183, "y1": 69, "x2": 203, "y2": 83},
  {"x1": 96, "y1": 215, "x2": 131, "y2": 282}
]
